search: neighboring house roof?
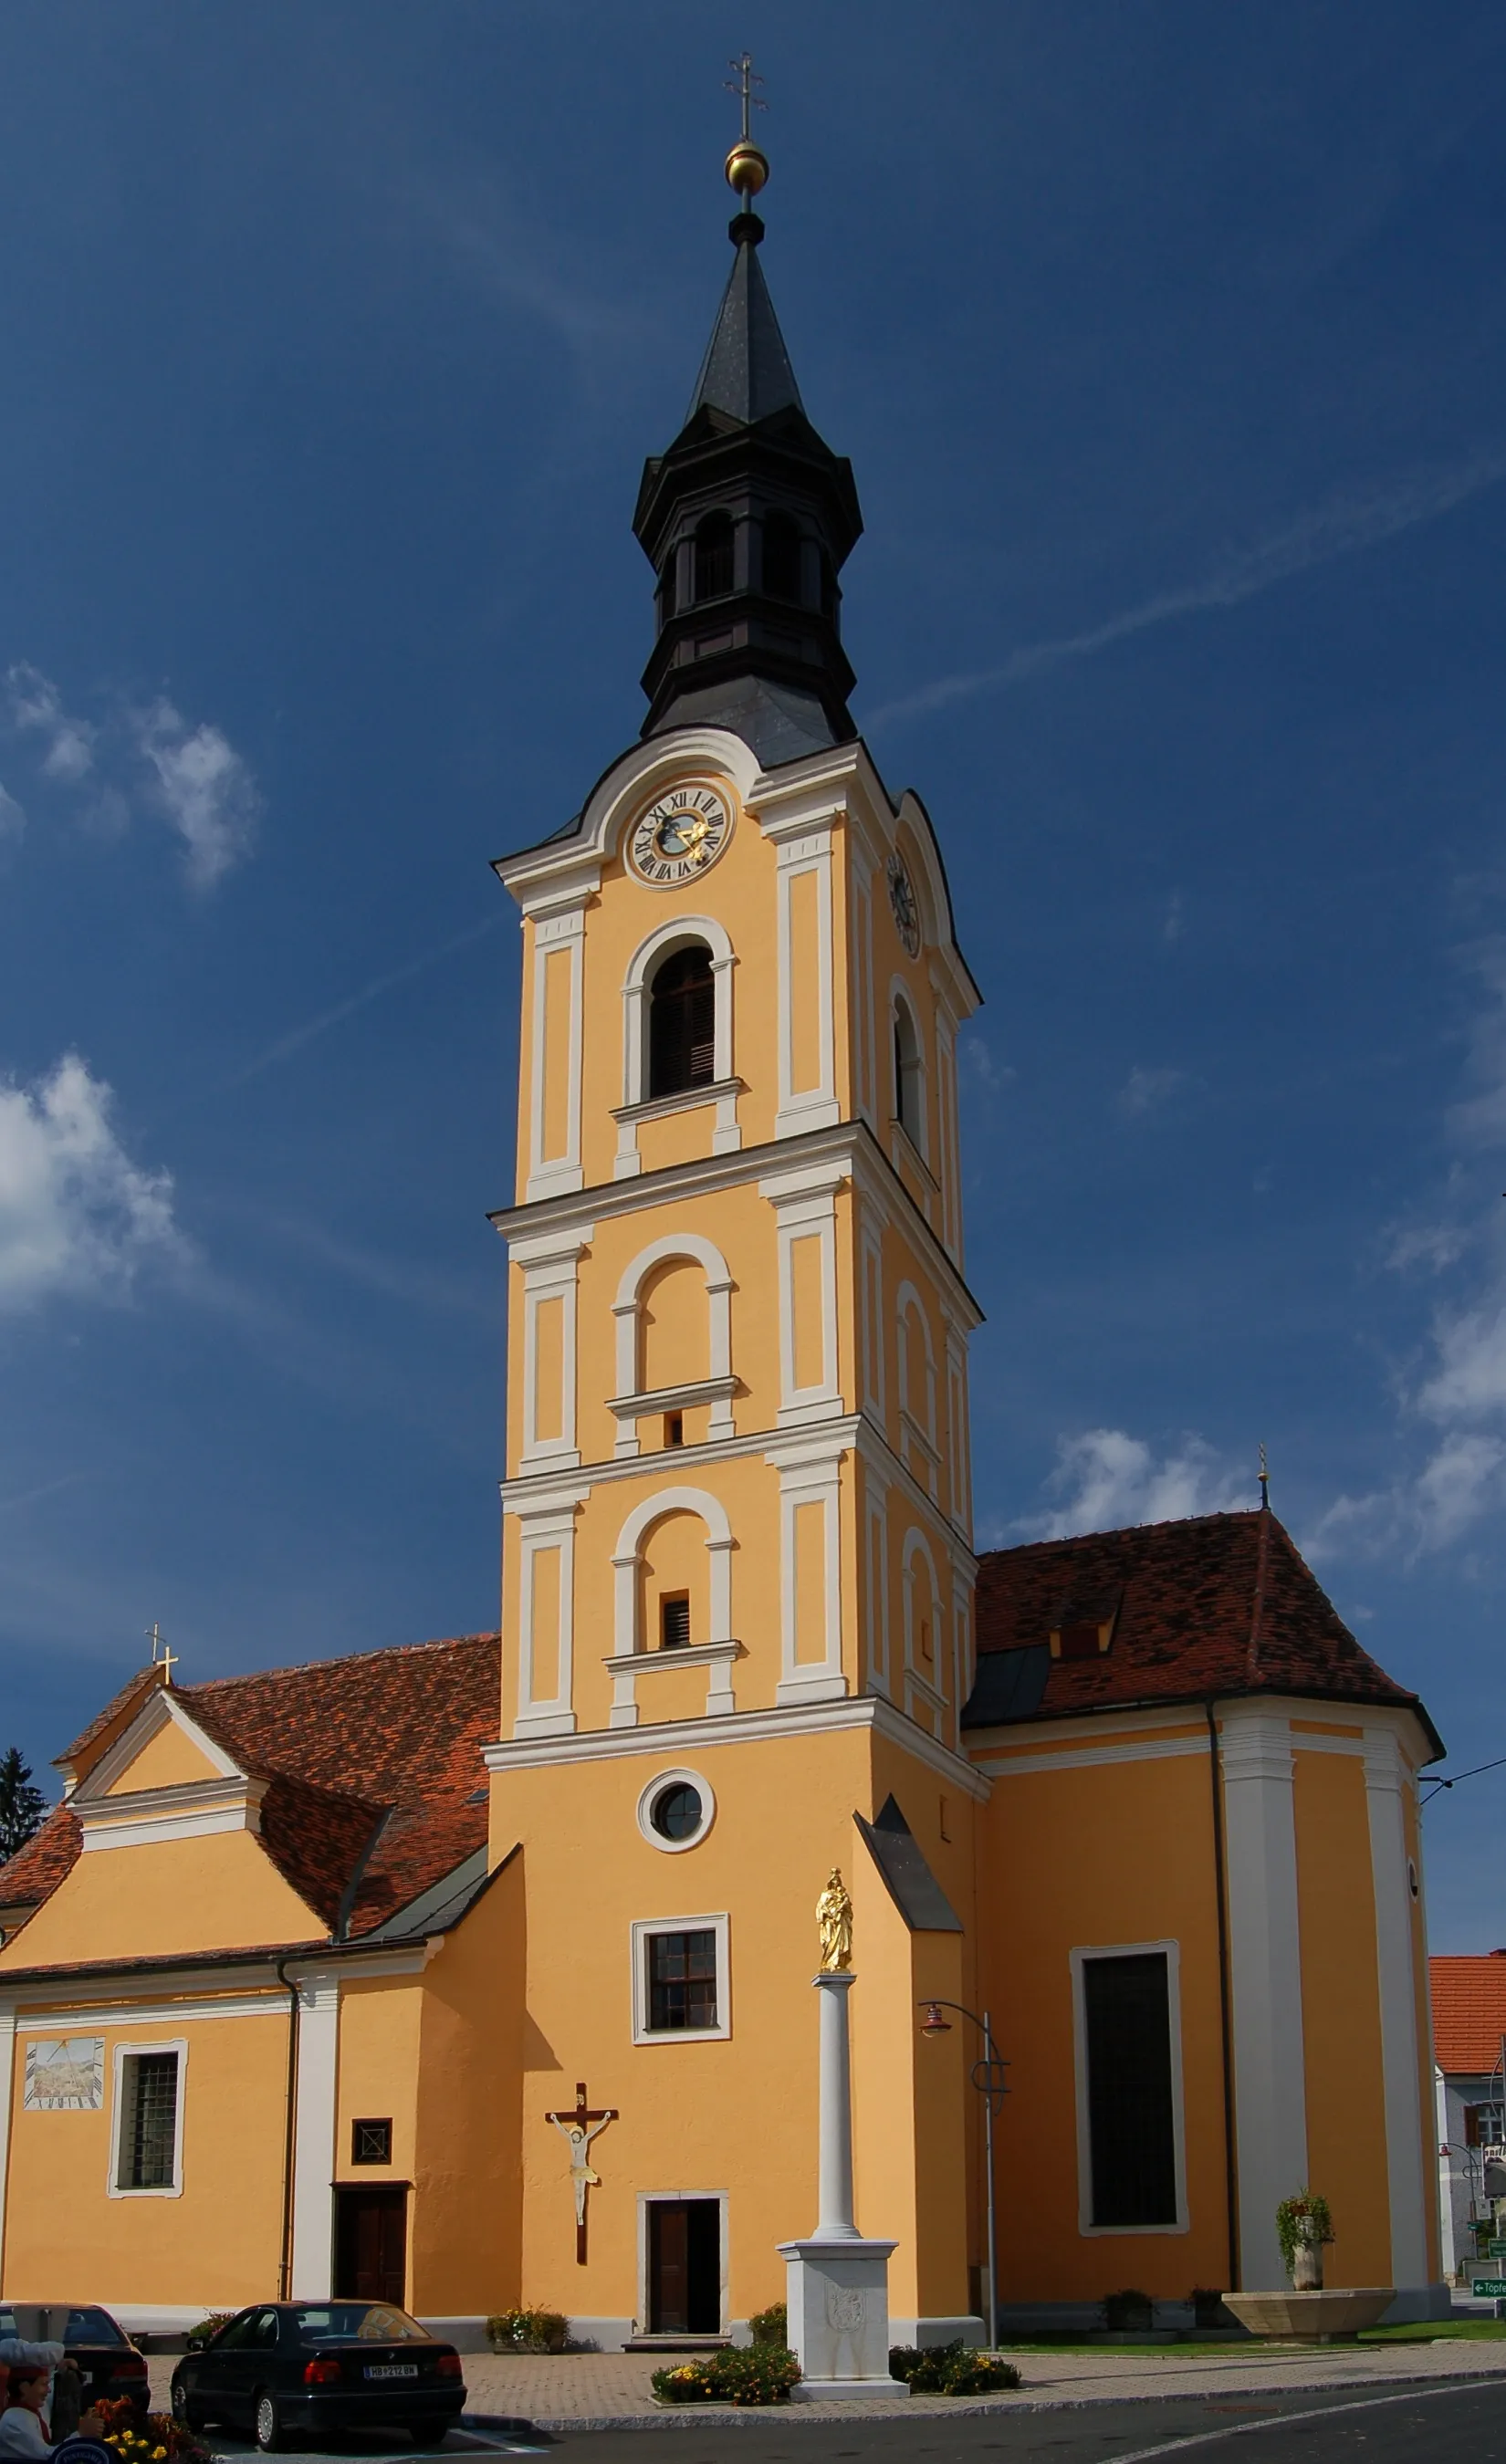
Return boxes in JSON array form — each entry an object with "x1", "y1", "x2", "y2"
[
  {"x1": 1432, "y1": 1954, "x2": 1506, "y2": 2075},
  {"x1": 0, "y1": 1633, "x2": 500, "y2": 1941},
  {"x1": 964, "y1": 1509, "x2": 1439, "y2": 1753}
]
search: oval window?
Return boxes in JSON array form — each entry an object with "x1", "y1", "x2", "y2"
[{"x1": 652, "y1": 1782, "x2": 703, "y2": 1843}]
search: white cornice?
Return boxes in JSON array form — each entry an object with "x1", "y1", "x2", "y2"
[
  {"x1": 481, "y1": 1687, "x2": 991, "y2": 1800},
  {"x1": 488, "y1": 1117, "x2": 984, "y2": 1331},
  {"x1": 76, "y1": 1775, "x2": 268, "y2": 1853},
  {"x1": 79, "y1": 1687, "x2": 244, "y2": 1802}
]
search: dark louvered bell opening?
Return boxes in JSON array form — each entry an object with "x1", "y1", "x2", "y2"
[{"x1": 649, "y1": 946, "x2": 716, "y2": 1097}]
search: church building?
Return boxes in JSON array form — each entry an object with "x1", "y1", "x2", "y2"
[{"x1": 0, "y1": 133, "x2": 1447, "y2": 2344}]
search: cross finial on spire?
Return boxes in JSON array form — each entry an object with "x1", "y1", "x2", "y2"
[
  {"x1": 1258, "y1": 1444, "x2": 1270, "y2": 1510},
  {"x1": 722, "y1": 54, "x2": 769, "y2": 222},
  {"x1": 724, "y1": 52, "x2": 766, "y2": 143},
  {"x1": 147, "y1": 1621, "x2": 179, "y2": 1686}
]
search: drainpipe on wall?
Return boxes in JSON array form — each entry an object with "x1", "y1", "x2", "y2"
[
  {"x1": 276, "y1": 1958, "x2": 300, "y2": 2300},
  {"x1": 1205, "y1": 1698, "x2": 1240, "y2": 2292}
]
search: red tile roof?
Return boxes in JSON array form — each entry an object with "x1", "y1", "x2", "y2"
[
  {"x1": 1432, "y1": 1955, "x2": 1506, "y2": 2075},
  {"x1": 0, "y1": 1634, "x2": 500, "y2": 1941},
  {"x1": 967, "y1": 1509, "x2": 1439, "y2": 1749}
]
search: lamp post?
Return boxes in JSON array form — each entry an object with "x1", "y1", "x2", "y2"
[{"x1": 920, "y1": 1999, "x2": 1008, "y2": 2347}]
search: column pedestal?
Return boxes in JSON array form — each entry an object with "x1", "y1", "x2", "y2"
[{"x1": 778, "y1": 1971, "x2": 903, "y2": 2400}]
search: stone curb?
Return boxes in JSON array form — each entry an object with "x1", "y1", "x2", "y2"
[{"x1": 463, "y1": 2365, "x2": 1502, "y2": 2435}]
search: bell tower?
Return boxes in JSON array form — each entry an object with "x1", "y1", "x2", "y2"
[{"x1": 485, "y1": 118, "x2": 986, "y2": 2353}]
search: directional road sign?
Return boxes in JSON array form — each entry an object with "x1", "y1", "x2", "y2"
[{"x1": 1472, "y1": 2277, "x2": 1506, "y2": 2297}]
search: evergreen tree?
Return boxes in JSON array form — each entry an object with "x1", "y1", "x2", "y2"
[{"x1": 0, "y1": 1747, "x2": 47, "y2": 1862}]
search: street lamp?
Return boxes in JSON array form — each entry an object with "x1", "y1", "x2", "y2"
[{"x1": 919, "y1": 1999, "x2": 1009, "y2": 2347}]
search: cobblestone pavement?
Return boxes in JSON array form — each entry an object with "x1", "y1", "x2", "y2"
[{"x1": 146, "y1": 2337, "x2": 1506, "y2": 2432}]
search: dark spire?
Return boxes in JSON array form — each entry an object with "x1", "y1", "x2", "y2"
[
  {"x1": 632, "y1": 110, "x2": 863, "y2": 765},
  {"x1": 685, "y1": 218, "x2": 804, "y2": 426}
]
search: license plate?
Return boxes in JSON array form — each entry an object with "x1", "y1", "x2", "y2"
[{"x1": 364, "y1": 2365, "x2": 419, "y2": 2381}]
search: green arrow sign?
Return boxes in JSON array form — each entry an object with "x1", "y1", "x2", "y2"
[{"x1": 1471, "y1": 2278, "x2": 1506, "y2": 2297}]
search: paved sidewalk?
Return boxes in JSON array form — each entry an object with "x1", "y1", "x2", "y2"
[{"x1": 147, "y1": 2338, "x2": 1506, "y2": 2433}]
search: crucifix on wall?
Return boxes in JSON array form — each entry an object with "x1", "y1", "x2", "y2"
[{"x1": 545, "y1": 2082, "x2": 618, "y2": 2264}]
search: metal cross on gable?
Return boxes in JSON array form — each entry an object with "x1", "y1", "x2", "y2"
[
  {"x1": 146, "y1": 1621, "x2": 179, "y2": 1685},
  {"x1": 724, "y1": 52, "x2": 767, "y2": 142},
  {"x1": 545, "y1": 2081, "x2": 618, "y2": 2265}
]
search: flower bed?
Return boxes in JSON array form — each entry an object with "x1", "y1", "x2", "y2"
[
  {"x1": 652, "y1": 2347, "x2": 801, "y2": 2406},
  {"x1": 888, "y1": 2341, "x2": 1021, "y2": 2396}
]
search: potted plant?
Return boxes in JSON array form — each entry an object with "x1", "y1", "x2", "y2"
[{"x1": 1276, "y1": 2190, "x2": 1333, "y2": 2291}]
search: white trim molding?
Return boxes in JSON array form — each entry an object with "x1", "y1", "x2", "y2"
[
  {"x1": 631, "y1": 1913, "x2": 731, "y2": 2046},
  {"x1": 526, "y1": 899, "x2": 587, "y2": 1202},
  {"x1": 289, "y1": 1970, "x2": 340, "y2": 2298},
  {"x1": 1364, "y1": 1725, "x2": 1432, "y2": 2291},
  {"x1": 1219, "y1": 1705, "x2": 1307, "y2": 2290},
  {"x1": 107, "y1": 2037, "x2": 188, "y2": 2199},
  {"x1": 770, "y1": 819, "x2": 840, "y2": 1139},
  {"x1": 609, "y1": 1485, "x2": 736, "y2": 1727},
  {"x1": 636, "y1": 1768, "x2": 717, "y2": 1855},
  {"x1": 637, "y1": 2188, "x2": 730, "y2": 2334},
  {"x1": 78, "y1": 1774, "x2": 269, "y2": 1853},
  {"x1": 760, "y1": 1159, "x2": 844, "y2": 1429},
  {"x1": 1070, "y1": 1943, "x2": 1188, "y2": 2237},
  {"x1": 512, "y1": 1224, "x2": 592, "y2": 1473},
  {"x1": 612, "y1": 1234, "x2": 736, "y2": 1456},
  {"x1": 770, "y1": 1433, "x2": 846, "y2": 1709},
  {"x1": 512, "y1": 1487, "x2": 586, "y2": 1741},
  {"x1": 618, "y1": 915, "x2": 739, "y2": 1175},
  {"x1": 0, "y1": 2000, "x2": 16, "y2": 2277}
]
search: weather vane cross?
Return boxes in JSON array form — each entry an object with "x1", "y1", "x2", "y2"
[
  {"x1": 724, "y1": 52, "x2": 766, "y2": 142},
  {"x1": 147, "y1": 1622, "x2": 179, "y2": 1686}
]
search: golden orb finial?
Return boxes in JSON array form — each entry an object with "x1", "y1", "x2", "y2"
[{"x1": 725, "y1": 137, "x2": 769, "y2": 200}]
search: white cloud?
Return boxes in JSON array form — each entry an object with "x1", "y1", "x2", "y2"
[
  {"x1": 1163, "y1": 893, "x2": 1185, "y2": 945},
  {"x1": 1385, "y1": 1220, "x2": 1469, "y2": 1274},
  {"x1": 1018, "y1": 1426, "x2": 1250, "y2": 1541},
  {"x1": 0, "y1": 782, "x2": 24, "y2": 844},
  {"x1": 5, "y1": 662, "x2": 96, "y2": 783},
  {"x1": 1, "y1": 664, "x2": 259, "y2": 888},
  {"x1": 0, "y1": 1054, "x2": 184, "y2": 1310},
  {"x1": 1118, "y1": 1064, "x2": 1187, "y2": 1119},
  {"x1": 961, "y1": 1036, "x2": 1016, "y2": 1097},
  {"x1": 870, "y1": 444, "x2": 1506, "y2": 730},
  {"x1": 130, "y1": 698, "x2": 259, "y2": 890}
]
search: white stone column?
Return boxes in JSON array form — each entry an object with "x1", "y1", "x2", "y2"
[
  {"x1": 1219, "y1": 1705, "x2": 1307, "y2": 2291},
  {"x1": 816, "y1": 1973, "x2": 860, "y2": 2238},
  {"x1": 778, "y1": 1969, "x2": 902, "y2": 2399},
  {"x1": 289, "y1": 1970, "x2": 340, "y2": 2299},
  {"x1": 1364, "y1": 1726, "x2": 1432, "y2": 2300}
]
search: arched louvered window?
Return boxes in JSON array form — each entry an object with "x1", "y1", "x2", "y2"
[
  {"x1": 894, "y1": 997, "x2": 925, "y2": 1147},
  {"x1": 649, "y1": 945, "x2": 716, "y2": 1099},
  {"x1": 762, "y1": 510, "x2": 802, "y2": 602},
  {"x1": 693, "y1": 512, "x2": 735, "y2": 602}
]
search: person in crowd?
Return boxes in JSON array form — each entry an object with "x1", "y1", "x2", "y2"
[{"x1": 0, "y1": 2366, "x2": 103, "y2": 2461}]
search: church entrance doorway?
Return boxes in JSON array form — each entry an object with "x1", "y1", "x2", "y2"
[
  {"x1": 334, "y1": 2184, "x2": 408, "y2": 2306},
  {"x1": 648, "y1": 2198, "x2": 720, "y2": 2333}
]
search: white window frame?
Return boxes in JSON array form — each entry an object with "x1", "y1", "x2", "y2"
[
  {"x1": 636, "y1": 1769, "x2": 717, "y2": 1855},
  {"x1": 108, "y1": 2037, "x2": 188, "y2": 2199},
  {"x1": 631, "y1": 1914, "x2": 730, "y2": 2045},
  {"x1": 1070, "y1": 1941, "x2": 1188, "y2": 2237}
]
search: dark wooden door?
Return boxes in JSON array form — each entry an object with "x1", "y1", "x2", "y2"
[
  {"x1": 335, "y1": 2185, "x2": 408, "y2": 2304},
  {"x1": 649, "y1": 2199, "x2": 719, "y2": 2333}
]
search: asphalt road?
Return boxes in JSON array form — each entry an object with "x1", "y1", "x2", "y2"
[{"x1": 203, "y1": 2375, "x2": 1506, "y2": 2463}]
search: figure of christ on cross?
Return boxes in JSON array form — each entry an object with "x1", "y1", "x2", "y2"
[{"x1": 545, "y1": 2083, "x2": 618, "y2": 2263}]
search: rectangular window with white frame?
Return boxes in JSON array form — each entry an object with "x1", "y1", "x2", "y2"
[
  {"x1": 110, "y1": 2040, "x2": 187, "y2": 2197},
  {"x1": 632, "y1": 1915, "x2": 730, "y2": 2045},
  {"x1": 1070, "y1": 1944, "x2": 1187, "y2": 2234}
]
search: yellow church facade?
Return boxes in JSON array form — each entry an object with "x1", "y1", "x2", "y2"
[{"x1": 0, "y1": 154, "x2": 1448, "y2": 2347}]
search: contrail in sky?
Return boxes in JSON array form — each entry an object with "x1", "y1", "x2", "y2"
[
  {"x1": 868, "y1": 447, "x2": 1506, "y2": 730},
  {"x1": 229, "y1": 914, "x2": 506, "y2": 1085}
]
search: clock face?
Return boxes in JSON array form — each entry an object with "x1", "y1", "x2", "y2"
[
  {"x1": 627, "y1": 782, "x2": 734, "y2": 887},
  {"x1": 887, "y1": 852, "x2": 920, "y2": 955}
]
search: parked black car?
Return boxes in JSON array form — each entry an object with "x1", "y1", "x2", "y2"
[
  {"x1": 170, "y1": 2301, "x2": 466, "y2": 2451},
  {"x1": 0, "y1": 2305, "x2": 151, "y2": 2419}
]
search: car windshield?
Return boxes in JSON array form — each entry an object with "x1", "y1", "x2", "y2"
[
  {"x1": 0, "y1": 2307, "x2": 123, "y2": 2345},
  {"x1": 291, "y1": 2305, "x2": 428, "y2": 2344}
]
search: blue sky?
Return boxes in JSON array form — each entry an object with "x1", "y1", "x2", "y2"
[{"x1": 1, "y1": 3, "x2": 1504, "y2": 1947}]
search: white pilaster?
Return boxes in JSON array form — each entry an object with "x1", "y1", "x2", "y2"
[
  {"x1": 0, "y1": 1999, "x2": 16, "y2": 2282},
  {"x1": 1219, "y1": 1705, "x2": 1307, "y2": 2290},
  {"x1": 1364, "y1": 1725, "x2": 1431, "y2": 2292},
  {"x1": 289, "y1": 1971, "x2": 340, "y2": 2299}
]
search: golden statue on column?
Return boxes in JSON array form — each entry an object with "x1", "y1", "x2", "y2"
[{"x1": 816, "y1": 1868, "x2": 853, "y2": 1972}]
